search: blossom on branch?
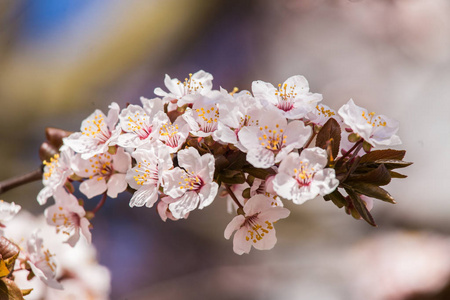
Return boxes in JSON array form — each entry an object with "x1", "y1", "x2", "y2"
[
  {"x1": 252, "y1": 75, "x2": 322, "y2": 119},
  {"x1": 45, "y1": 188, "x2": 91, "y2": 247},
  {"x1": 162, "y1": 147, "x2": 218, "y2": 219},
  {"x1": 273, "y1": 147, "x2": 339, "y2": 205},
  {"x1": 224, "y1": 194, "x2": 290, "y2": 255},
  {"x1": 73, "y1": 147, "x2": 131, "y2": 199},
  {"x1": 338, "y1": 99, "x2": 401, "y2": 148}
]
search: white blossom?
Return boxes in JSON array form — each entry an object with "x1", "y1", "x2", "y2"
[
  {"x1": 273, "y1": 147, "x2": 339, "y2": 205},
  {"x1": 64, "y1": 102, "x2": 121, "y2": 159},
  {"x1": 252, "y1": 75, "x2": 322, "y2": 119},
  {"x1": 238, "y1": 108, "x2": 311, "y2": 168},
  {"x1": 154, "y1": 70, "x2": 214, "y2": 107},
  {"x1": 162, "y1": 147, "x2": 218, "y2": 219},
  {"x1": 338, "y1": 99, "x2": 401, "y2": 148},
  {"x1": 224, "y1": 194, "x2": 290, "y2": 255},
  {"x1": 73, "y1": 147, "x2": 131, "y2": 199}
]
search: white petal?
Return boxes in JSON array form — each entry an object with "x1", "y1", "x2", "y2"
[
  {"x1": 107, "y1": 174, "x2": 127, "y2": 198},
  {"x1": 224, "y1": 215, "x2": 245, "y2": 239},
  {"x1": 80, "y1": 177, "x2": 107, "y2": 199}
]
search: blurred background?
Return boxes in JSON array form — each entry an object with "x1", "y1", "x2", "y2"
[{"x1": 1, "y1": 0, "x2": 450, "y2": 299}]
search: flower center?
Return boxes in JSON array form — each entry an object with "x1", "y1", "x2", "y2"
[
  {"x1": 51, "y1": 208, "x2": 81, "y2": 237},
  {"x1": 362, "y1": 111, "x2": 386, "y2": 127},
  {"x1": 258, "y1": 125, "x2": 287, "y2": 151},
  {"x1": 127, "y1": 112, "x2": 151, "y2": 139},
  {"x1": 178, "y1": 171, "x2": 203, "y2": 192},
  {"x1": 87, "y1": 154, "x2": 114, "y2": 181},
  {"x1": 294, "y1": 162, "x2": 314, "y2": 187},
  {"x1": 177, "y1": 73, "x2": 205, "y2": 95},
  {"x1": 315, "y1": 105, "x2": 335, "y2": 118},
  {"x1": 133, "y1": 160, "x2": 159, "y2": 186},
  {"x1": 274, "y1": 83, "x2": 297, "y2": 111},
  {"x1": 43, "y1": 154, "x2": 60, "y2": 180},
  {"x1": 244, "y1": 214, "x2": 274, "y2": 244},
  {"x1": 159, "y1": 122, "x2": 180, "y2": 148},
  {"x1": 195, "y1": 106, "x2": 219, "y2": 133},
  {"x1": 82, "y1": 114, "x2": 111, "y2": 142}
]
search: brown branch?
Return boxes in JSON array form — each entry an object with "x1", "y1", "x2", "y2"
[{"x1": 0, "y1": 167, "x2": 43, "y2": 195}]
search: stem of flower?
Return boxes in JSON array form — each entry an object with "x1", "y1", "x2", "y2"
[
  {"x1": 338, "y1": 138, "x2": 363, "y2": 162},
  {"x1": 224, "y1": 184, "x2": 243, "y2": 210},
  {"x1": 92, "y1": 192, "x2": 108, "y2": 214},
  {"x1": 0, "y1": 167, "x2": 43, "y2": 195}
]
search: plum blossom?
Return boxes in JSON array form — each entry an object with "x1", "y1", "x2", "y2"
[
  {"x1": 64, "y1": 102, "x2": 121, "y2": 159},
  {"x1": 162, "y1": 147, "x2": 218, "y2": 219},
  {"x1": 252, "y1": 75, "x2": 322, "y2": 119},
  {"x1": 338, "y1": 99, "x2": 401, "y2": 148},
  {"x1": 273, "y1": 147, "x2": 339, "y2": 205},
  {"x1": 73, "y1": 147, "x2": 131, "y2": 199},
  {"x1": 214, "y1": 90, "x2": 264, "y2": 151},
  {"x1": 154, "y1": 70, "x2": 214, "y2": 107},
  {"x1": 126, "y1": 143, "x2": 173, "y2": 208},
  {"x1": 303, "y1": 103, "x2": 342, "y2": 127},
  {"x1": 182, "y1": 92, "x2": 224, "y2": 138},
  {"x1": 238, "y1": 108, "x2": 311, "y2": 168},
  {"x1": 0, "y1": 200, "x2": 21, "y2": 223},
  {"x1": 26, "y1": 230, "x2": 63, "y2": 289},
  {"x1": 37, "y1": 146, "x2": 74, "y2": 205},
  {"x1": 116, "y1": 97, "x2": 168, "y2": 149},
  {"x1": 45, "y1": 188, "x2": 91, "y2": 247},
  {"x1": 224, "y1": 194, "x2": 290, "y2": 255},
  {"x1": 157, "y1": 116, "x2": 190, "y2": 153}
]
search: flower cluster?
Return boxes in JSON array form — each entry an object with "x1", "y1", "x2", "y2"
[{"x1": 34, "y1": 70, "x2": 409, "y2": 262}]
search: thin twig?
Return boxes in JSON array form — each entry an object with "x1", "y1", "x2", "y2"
[
  {"x1": 224, "y1": 184, "x2": 243, "y2": 209},
  {"x1": 92, "y1": 192, "x2": 108, "y2": 214},
  {"x1": 0, "y1": 167, "x2": 43, "y2": 195},
  {"x1": 337, "y1": 138, "x2": 363, "y2": 162}
]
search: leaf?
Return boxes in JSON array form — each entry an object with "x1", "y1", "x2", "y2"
[
  {"x1": 0, "y1": 278, "x2": 24, "y2": 300},
  {"x1": 374, "y1": 159, "x2": 413, "y2": 169},
  {"x1": 20, "y1": 289, "x2": 32, "y2": 297},
  {"x1": 390, "y1": 171, "x2": 407, "y2": 179},
  {"x1": 217, "y1": 170, "x2": 246, "y2": 185},
  {"x1": 348, "y1": 164, "x2": 391, "y2": 186},
  {"x1": 324, "y1": 190, "x2": 347, "y2": 208},
  {"x1": 315, "y1": 118, "x2": 341, "y2": 159},
  {"x1": 345, "y1": 188, "x2": 377, "y2": 227},
  {"x1": 0, "y1": 237, "x2": 19, "y2": 275},
  {"x1": 344, "y1": 182, "x2": 396, "y2": 204},
  {"x1": 359, "y1": 149, "x2": 406, "y2": 163},
  {"x1": 242, "y1": 167, "x2": 276, "y2": 180},
  {"x1": 0, "y1": 261, "x2": 9, "y2": 278}
]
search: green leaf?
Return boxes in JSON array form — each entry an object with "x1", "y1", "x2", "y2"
[
  {"x1": 359, "y1": 149, "x2": 406, "y2": 163},
  {"x1": 344, "y1": 182, "x2": 396, "y2": 204},
  {"x1": 324, "y1": 190, "x2": 347, "y2": 208},
  {"x1": 348, "y1": 164, "x2": 391, "y2": 186},
  {"x1": 242, "y1": 167, "x2": 276, "y2": 180},
  {"x1": 315, "y1": 118, "x2": 341, "y2": 159},
  {"x1": 0, "y1": 278, "x2": 24, "y2": 300},
  {"x1": 345, "y1": 188, "x2": 377, "y2": 227}
]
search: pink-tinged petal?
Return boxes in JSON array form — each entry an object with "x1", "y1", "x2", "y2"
[
  {"x1": 67, "y1": 229, "x2": 81, "y2": 247},
  {"x1": 237, "y1": 126, "x2": 260, "y2": 151},
  {"x1": 80, "y1": 217, "x2": 92, "y2": 243},
  {"x1": 37, "y1": 187, "x2": 52, "y2": 205},
  {"x1": 157, "y1": 200, "x2": 170, "y2": 221},
  {"x1": 284, "y1": 120, "x2": 311, "y2": 148},
  {"x1": 177, "y1": 147, "x2": 201, "y2": 172},
  {"x1": 162, "y1": 168, "x2": 187, "y2": 198},
  {"x1": 258, "y1": 207, "x2": 290, "y2": 223},
  {"x1": 112, "y1": 148, "x2": 131, "y2": 173},
  {"x1": 284, "y1": 75, "x2": 310, "y2": 92},
  {"x1": 252, "y1": 80, "x2": 278, "y2": 105},
  {"x1": 224, "y1": 215, "x2": 245, "y2": 239},
  {"x1": 169, "y1": 192, "x2": 199, "y2": 219},
  {"x1": 129, "y1": 186, "x2": 159, "y2": 208},
  {"x1": 246, "y1": 147, "x2": 275, "y2": 169},
  {"x1": 106, "y1": 102, "x2": 120, "y2": 129},
  {"x1": 107, "y1": 173, "x2": 127, "y2": 198},
  {"x1": 233, "y1": 226, "x2": 252, "y2": 255},
  {"x1": 80, "y1": 177, "x2": 107, "y2": 199},
  {"x1": 273, "y1": 173, "x2": 297, "y2": 200},
  {"x1": 243, "y1": 194, "x2": 272, "y2": 216},
  {"x1": 198, "y1": 182, "x2": 218, "y2": 209},
  {"x1": 252, "y1": 228, "x2": 277, "y2": 251}
]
